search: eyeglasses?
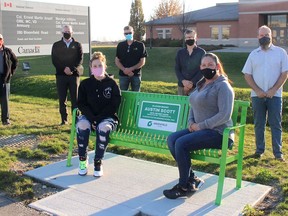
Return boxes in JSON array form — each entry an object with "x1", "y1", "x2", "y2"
[{"x1": 124, "y1": 32, "x2": 132, "y2": 35}]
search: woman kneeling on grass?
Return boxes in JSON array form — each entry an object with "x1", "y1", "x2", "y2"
[
  {"x1": 76, "y1": 51, "x2": 121, "y2": 177},
  {"x1": 163, "y1": 53, "x2": 234, "y2": 199}
]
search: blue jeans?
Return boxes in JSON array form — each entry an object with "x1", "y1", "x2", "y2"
[
  {"x1": 167, "y1": 129, "x2": 225, "y2": 188},
  {"x1": 252, "y1": 97, "x2": 282, "y2": 158},
  {"x1": 76, "y1": 115, "x2": 118, "y2": 160},
  {"x1": 119, "y1": 75, "x2": 141, "y2": 91}
]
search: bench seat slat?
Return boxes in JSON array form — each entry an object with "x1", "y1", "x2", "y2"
[{"x1": 191, "y1": 149, "x2": 221, "y2": 157}]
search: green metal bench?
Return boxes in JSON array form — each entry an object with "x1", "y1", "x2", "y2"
[{"x1": 67, "y1": 91, "x2": 249, "y2": 205}]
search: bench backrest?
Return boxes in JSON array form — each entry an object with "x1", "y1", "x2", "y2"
[
  {"x1": 114, "y1": 91, "x2": 249, "y2": 152},
  {"x1": 117, "y1": 91, "x2": 249, "y2": 135},
  {"x1": 116, "y1": 91, "x2": 190, "y2": 137}
]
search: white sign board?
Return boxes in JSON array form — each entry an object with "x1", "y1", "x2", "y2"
[
  {"x1": 138, "y1": 101, "x2": 181, "y2": 132},
  {"x1": 0, "y1": 0, "x2": 89, "y2": 56}
]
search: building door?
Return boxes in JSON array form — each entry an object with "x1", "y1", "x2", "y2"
[{"x1": 268, "y1": 14, "x2": 287, "y2": 46}]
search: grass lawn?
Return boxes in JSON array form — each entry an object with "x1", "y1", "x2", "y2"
[{"x1": 1, "y1": 47, "x2": 288, "y2": 215}]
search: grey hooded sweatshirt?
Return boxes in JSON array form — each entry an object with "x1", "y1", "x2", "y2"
[{"x1": 188, "y1": 75, "x2": 235, "y2": 141}]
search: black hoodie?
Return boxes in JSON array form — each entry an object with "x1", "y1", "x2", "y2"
[{"x1": 77, "y1": 74, "x2": 121, "y2": 123}]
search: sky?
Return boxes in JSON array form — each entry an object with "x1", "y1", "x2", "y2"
[{"x1": 26, "y1": 0, "x2": 238, "y2": 41}]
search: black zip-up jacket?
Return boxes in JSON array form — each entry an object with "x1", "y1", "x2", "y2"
[
  {"x1": 175, "y1": 46, "x2": 206, "y2": 87},
  {"x1": 77, "y1": 74, "x2": 121, "y2": 123},
  {"x1": 1, "y1": 45, "x2": 18, "y2": 83},
  {"x1": 51, "y1": 38, "x2": 83, "y2": 76}
]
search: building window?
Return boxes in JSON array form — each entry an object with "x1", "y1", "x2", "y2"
[
  {"x1": 157, "y1": 30, "x2": 163, "y2": 39},
  {"x1": 210, "y1": 25, "x2": 230, "y2": 40},
  {"x1": 222, "y1": 27, "x2": 230, "y2": 39},
  {"x1": 268, "y1": 14, "x2": 287, "y2": 27},
  {"x1": 211, "y1": 27, "x2": 219, "y2": 39},
  {"x1": 156, "y1": 28, "x2": 172, "y2": 39},
  {"x1": 165, "y1": 29, "x2": 171, "y2": 38}
]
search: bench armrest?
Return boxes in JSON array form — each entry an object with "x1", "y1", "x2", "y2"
[
  {"x1": 220, "y1": 123, "x2": 246, "y2": 153},
  {"x1": 224, "y1": 123, "x2": 246, "y2": 131}
]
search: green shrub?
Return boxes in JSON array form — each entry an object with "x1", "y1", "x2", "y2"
[{"x1": 11, "y1": 75, "x2": 288, "y2": 126}]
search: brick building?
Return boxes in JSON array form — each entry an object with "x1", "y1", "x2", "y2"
[{"x1": 145, "y1": 0, "x2": 288, "y2": 47}]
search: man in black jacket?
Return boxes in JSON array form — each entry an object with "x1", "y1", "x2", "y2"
[
  {"x1": 51, "y1": 25, "x2": 83, "y2": 125},
  {"x1": 0, "y1": 34, "x2": 18, "y2": 125},
  {"x1": 175, "y1": 30, "x2": 205, "y2": 95}
]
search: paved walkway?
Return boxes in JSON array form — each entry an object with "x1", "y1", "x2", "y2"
[
  {"x1": 0, "y1": 192, "x2": 48, "y2": 215},
  {"x1": 213, "y1": 46, "x2": 288, "y2": 53},
  {"x1": 25, "y1": 152, "x2": 271, "y2": 216},
  {"x1": 213, "y1": 47, "x2": 255, "y2": 53}
]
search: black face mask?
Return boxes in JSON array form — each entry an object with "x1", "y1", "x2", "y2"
[
  {"x1": 200, "y1": 68, "x2": 216, "y2": 80},
  {"x1": 259, "y1": 36, "x2": 270, "y2": 47},
  {"x1": 63, "y1": 32, "x2": 71, "y2": 40},
  {"x1": 185, "y1": 39, "x2": 195, "y2": 46}
]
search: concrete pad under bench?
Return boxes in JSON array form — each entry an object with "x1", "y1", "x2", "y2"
[{"x1": 25, "y1": 152, "x2": 271, "y2": 216}]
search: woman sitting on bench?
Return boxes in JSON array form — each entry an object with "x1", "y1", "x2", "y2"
[
  {"x1": 163, "y1": 53, "x2": 234, "y2": 199},
  {"x1": 76, "y1": 51, "x2": 121, "y2": 177}
]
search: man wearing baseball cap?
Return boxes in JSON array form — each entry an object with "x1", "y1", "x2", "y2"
[{"x1": 0, "y1": 33, "x2": 18, "y2": 125}]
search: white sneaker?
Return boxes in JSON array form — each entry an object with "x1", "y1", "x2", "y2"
[
  {"x1": 78, "y1": 157, "x2": 89, "y2": 176},
  {"x1": 93, "y1": 160, "x2": 103, "y2": 177}
]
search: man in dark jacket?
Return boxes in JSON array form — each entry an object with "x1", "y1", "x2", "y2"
[
  {"x1": 51, "y1": 25, "x2": 83, "y2": 125},
  {"x1": 175, "y1": 30, "x2": 206, "y2": 95},
  {"x1": 0, "y1": 34, "x2": 18, "y2": 125}
]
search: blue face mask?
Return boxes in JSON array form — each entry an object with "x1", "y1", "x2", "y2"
[{"x1": 125, "y1": 34, "x2": 133, "y2": 41}]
